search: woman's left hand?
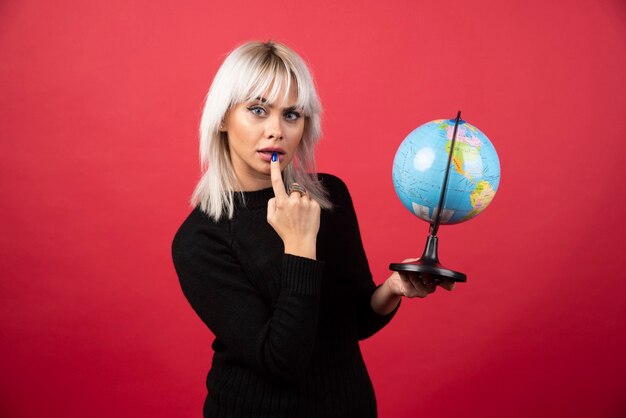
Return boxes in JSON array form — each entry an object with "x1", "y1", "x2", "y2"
[{"x1": 385, "y1": 258, "x2": 456, "y2": 298}]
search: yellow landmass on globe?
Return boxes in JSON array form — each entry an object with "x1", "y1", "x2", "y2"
[
  {"x1": 452, "y1": 156, "x2": 464, "y2": 175},
  {"x1": 446, "y1": 141, "x2": 480, "y2": 181},
  {"x1": 462, "y1": 180, "x2": 495, "y2": 221}
]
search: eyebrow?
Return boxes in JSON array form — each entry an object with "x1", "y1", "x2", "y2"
[{"x1": 253, "y1": 96, "x2": 299, "y2": 112}]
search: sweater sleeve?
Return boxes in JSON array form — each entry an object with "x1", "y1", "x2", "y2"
[
  {"x1": 171, "y1": 221, "x2": 325, "y2": 384},
  {"x1": 326, "y1": 175, "x2": 400, "y2": 340}
]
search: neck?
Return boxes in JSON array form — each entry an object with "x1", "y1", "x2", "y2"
[{"x1": 234, "y1": 172, "x2": 273, "y2": 192}]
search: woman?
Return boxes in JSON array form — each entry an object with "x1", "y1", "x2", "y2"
[{"x1": 171, "y1": 40, "x2": 454, "y2": 418}]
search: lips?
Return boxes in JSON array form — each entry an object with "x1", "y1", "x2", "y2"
[{"x1": 257, "y1": 149, "x2": 286, "y2": 162}]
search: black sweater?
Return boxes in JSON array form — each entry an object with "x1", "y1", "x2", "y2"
[{"x1": 171, "y1": 173, "x2": 399, "y2": 418}]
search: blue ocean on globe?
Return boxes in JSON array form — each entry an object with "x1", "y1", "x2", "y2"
[{"x1": 392, "y1": 119, "x2": 500, "y2": 225}]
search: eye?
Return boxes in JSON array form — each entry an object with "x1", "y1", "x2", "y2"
[
  {"x1": 284, "y1": 111, "x2": 301, "y2": 122},
  {"x1": 247, "y1": 106, "x2": 267, "y2": 117}
]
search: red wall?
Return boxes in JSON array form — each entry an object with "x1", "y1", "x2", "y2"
[{"x1": 1, "y1": 1, "x2": 625, "y2": 417}]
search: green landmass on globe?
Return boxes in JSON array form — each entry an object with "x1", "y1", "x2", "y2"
[{"x1": 392, "y1": 119, "x2": 500, "y2": 225}]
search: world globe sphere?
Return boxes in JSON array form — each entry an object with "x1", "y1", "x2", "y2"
[{"x1": 392, "y1": 119, "x2": 500, "y2": 225}]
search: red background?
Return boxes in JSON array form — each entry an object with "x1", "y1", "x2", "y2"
[{"x1": 1, "y1": 0, "x2": 625, "y2": 417}]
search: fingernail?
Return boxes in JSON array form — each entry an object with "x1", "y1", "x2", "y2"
[{"x1": 271, "y1": 152, "x2": 278, "y2": 162}]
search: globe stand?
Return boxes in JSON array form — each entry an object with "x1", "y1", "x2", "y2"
[
  {"x1": 389, "y1": 111, "x2": 467, "y2": 283},
  {"x1": 389, "y1": 234, "x2": 466, "y2": 282}
]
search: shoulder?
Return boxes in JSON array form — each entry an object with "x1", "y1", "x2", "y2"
[
  {"x1": 171, "y1": 206, "x2": 231, "y2": 257},
  {"x1": 317, "y1": 173, "x2": 353, "y2": 208}
]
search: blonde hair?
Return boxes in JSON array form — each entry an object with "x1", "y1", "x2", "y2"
[{"x1": 190, "y1": 40, "x2": 332, "y2": 221}]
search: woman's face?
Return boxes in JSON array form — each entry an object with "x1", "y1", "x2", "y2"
[{"x1": 221, "y1": 81, "x2": 305, "y2": 191}]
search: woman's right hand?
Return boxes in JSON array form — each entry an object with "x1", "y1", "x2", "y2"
[{"x1": 267, "y1": 154, "x2": 321, "y2": 259}]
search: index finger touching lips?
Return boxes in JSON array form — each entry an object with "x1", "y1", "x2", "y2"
[{"x1": 270, "y1": 152, "x2": 287, "y2": 198}]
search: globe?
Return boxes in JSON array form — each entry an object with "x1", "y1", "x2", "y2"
[{"x1": 392, "y1": 119, "x2": 500, "y2": 225}]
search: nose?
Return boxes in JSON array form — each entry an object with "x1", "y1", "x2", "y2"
[{"x1": 265, "y1": 114, "x2": 283, "y2": 140}]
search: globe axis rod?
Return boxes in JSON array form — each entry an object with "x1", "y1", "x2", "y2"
[{"x1": 429, "y1": 110, "x2": 462, "y2": 237}]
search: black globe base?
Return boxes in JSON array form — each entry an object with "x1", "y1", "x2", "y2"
[{"x1": 389, "y1": 235, "x2": 467, "y2": 282}]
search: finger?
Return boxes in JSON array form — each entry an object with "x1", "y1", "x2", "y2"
[
  {"x1": 421, "y1": 273, "x2": 439, "y2": 287},
  {"x1": 267, "y1": 197, "x2": 276, "y2": 216},
  {"x1": 288, "y1": 182, "x2": 305, "y2": 199},
  {"x1": 398, "y1": 271, "x2": 416, "y2": 284},
  {"x1": 417, "y1": 273, "x2": 437, "y2": 294},
  {"x1": 422, "y1": 281, "x2": 437, "y2": 294},
  {"x1": 270, "y1": 153, "x2": 287, "y2": 198},
  {"x1": 298, "y1": 192, "x2": 312, "y2": 203},
  {"x1": 398, "y1": 275, "x2": 408, "y2": 293},
  {"x1": 402, "y1": 257, "x2": 419, "y2": 263},
  {"x1": 408, "y1": 275, "x2": 430, "y2": 297},
  {"x1": 438, "y1": 280, "x2": 456, "y2": 291},
  {"x1": 421, "y1": 272, "x2": 434, "y2": 284},
  {"x1": 398, "y1": 272, "x2": 414, "y2": 296}
]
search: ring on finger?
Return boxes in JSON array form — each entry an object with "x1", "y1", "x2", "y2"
[{"x1": 288, "y1": 183, "x2": 307, "y2": 198}]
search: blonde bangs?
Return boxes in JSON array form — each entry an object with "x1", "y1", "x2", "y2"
[{"x1": 232, "y1": 52, "x2": 309, "y2": 113}]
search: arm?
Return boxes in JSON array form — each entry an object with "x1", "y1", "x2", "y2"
[
  {"x1": 370, "y1": 278, "x2": 402, "y2": 315},
  {"x1": 171, "y1": 223, "x2": 324, "y2": 385},
  {"x1": 324, "y1": 174, "x2": 401, "y2": 340}
]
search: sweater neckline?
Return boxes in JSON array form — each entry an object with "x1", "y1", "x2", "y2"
[{"x1": 234, "y1": 187, "x2": 275, "y2": 209}]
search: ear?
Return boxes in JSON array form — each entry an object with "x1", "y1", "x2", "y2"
[{"x1": 218, "y1": 110, "x2": 230, "y2": 132}]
